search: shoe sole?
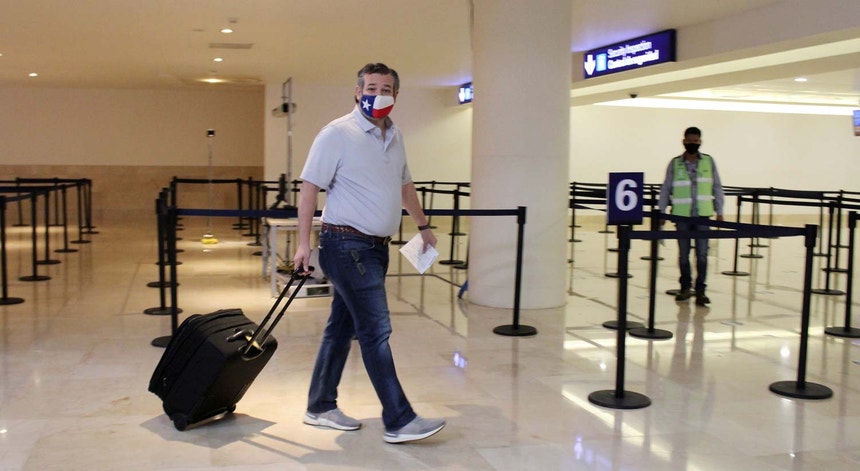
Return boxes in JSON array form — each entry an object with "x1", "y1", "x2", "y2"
[
  {"x1": 303, "y1": 414, "x2": 361, "y2": 431},
  {"x1": 383, "y1": 422, "x2": 446, "y2": 444}
]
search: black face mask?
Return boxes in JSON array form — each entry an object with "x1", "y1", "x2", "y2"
[{"x1": 684, "y1": 143, "x2": 700, "y2": 154}]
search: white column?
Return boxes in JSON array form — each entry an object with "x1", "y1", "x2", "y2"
[{"x1": 469, "y1": 0, "x2": 571, "y2": 309}]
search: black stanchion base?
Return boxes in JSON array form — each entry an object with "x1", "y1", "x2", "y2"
[
  {"x1": 147, "y1": 281, "x2": 178, "y2": 288},
  {"x1": 769, "y1": 381, "x2": 833, "y2": 400},
  {"x1": 740, "y1": 254, "x2": 763, "y2": 259},
  {"x1": 608, "y1": 248, "x2": 619, "y2": 253},
  {"x1": 640, "y1": 256, "x2": 664, "y2": 261},
  {"x1": 71, "y1": 240, "x2": 91, "y2": 244},
  {"x1": 666, "y1": 289, "x2": 681, "y2": 296},
  {"x1": 453, "y1": 264, "x2": 468, "y2": 270},
  {"x1": 246, "y1": 242, "x2": 262, "y2": 247},
  {"x1": 20, "y1": 275, "x2": 51, "y2": 281},
  {"x1": 822, "y1": 267, "x2": 848, "y2": 274},
  {"x1": 83, "y1": 230, "x2": 100, "y2": 235},
  {"x1": 569, "y1": 238, "x2": 582, "y2": 243},
  {"x1": 144, "y1": 307, "x2": 183, "y2": 316},
  {"x1": 603, "y1": 320, "x2": 645, "y2": 330},
  {"x1": 824, "y1": 326, "x2": 860, "y2": 338},
  {"x1": 439, "y1": 260, "x2": 465, "y2": 266},
  {"x1": 151, "y1": 335, "x2": 172, "y2": 348},
  {"x1": 156, "y1": 261, "x2": 183, "y2": 266},
  {"x1": 748, "y1": 243, "x2": 768, "y2": 248},
  {"x1": 36, "y1": 259, "x2": 62, "y2": 265},
  {"x1": 55, "y1": 248, "x2": 79, "y2": 253},
  {"x1": 252, "y1": 251, "x2": 262, "y2": 256},
  {"x1": 0, "y1": 297, "x2": 25, "y2": 305},
  {"x1": 588, "y1": 390, "x2": 651, "y2": 409},
  {"x1": 493, "y1": 324, "x2": 537, "y2": 337},
  {"x1": 811, "y1": 288, "x2": 845, "y2": 295},
  {"x1": 722, "y1": 270, "x2": 750, "y2": 276},
  {"x1": 629, "y1": 327, "x2": 674, "y2": 340},
  {"x1": 598, "y1": 229, "x2": 614, "y2": 234},
  {"x1": 605, "y1": 273, "x2": 633, "y2": 279}
]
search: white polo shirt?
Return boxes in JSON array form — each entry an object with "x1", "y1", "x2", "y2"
[{"x1": 300, "y1": 106, "x2": 412, "y2": 237}]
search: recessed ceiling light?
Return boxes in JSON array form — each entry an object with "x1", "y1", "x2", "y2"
[
  {"x1": 28, "y1": 72, "x2": 38, "y2": 77},
  {"x1": 213, "y1": 57, "x2": 223, "y2": 62},
  {"x1": 201, "y1": 78, "x2": 226, "y2": 84},
  {"x1": 794, "y1": 77, "x2": 808, "y2": 82},
  {"x1": 220, "y1": 28, "x2": 233, "y2": 34}
]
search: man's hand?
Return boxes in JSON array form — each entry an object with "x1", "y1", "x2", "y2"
[
  {"x1": 293, "y1": 244, "x2": 312, "y2": 275},
  {"x1": 419, "y1": 228, "x2": 437, "y2": 253}
]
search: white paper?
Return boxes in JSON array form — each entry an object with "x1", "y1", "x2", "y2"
[{"x1": 398, "y1": 233, "x2": 439, "y2": 274}]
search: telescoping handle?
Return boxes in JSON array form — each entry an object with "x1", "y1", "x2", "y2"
[{"x1": 242, "y1": 268, "x2": 313, "y2": 358}]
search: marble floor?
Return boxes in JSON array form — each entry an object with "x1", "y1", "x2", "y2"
[{"x1": 1, "y1": 210, "x2": 858, "y2": 470}]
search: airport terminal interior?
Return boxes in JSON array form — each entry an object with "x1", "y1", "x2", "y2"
[
  {"x1": 0, "y1": 207, "x2": 858, "y2": 470},
  {"x1": 2, "y1": 1, "x2": 860, "y2": 470}
]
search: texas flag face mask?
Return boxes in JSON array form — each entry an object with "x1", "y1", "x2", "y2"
[{"x1": 359, "y1": 94, "x2": 395, "y2": 119}]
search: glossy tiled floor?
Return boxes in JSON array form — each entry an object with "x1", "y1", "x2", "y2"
[{"x1": 1, "y1": 211, "x2": 859, "y2": 470}]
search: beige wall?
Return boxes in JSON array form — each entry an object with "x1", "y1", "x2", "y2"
[{"x1": 0, "y1": 87, "x2": 265, "y2": 215}]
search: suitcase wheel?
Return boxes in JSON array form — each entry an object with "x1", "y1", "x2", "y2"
[{"x1": 171, "y1": 414, "x2": 189, "y2": 431}]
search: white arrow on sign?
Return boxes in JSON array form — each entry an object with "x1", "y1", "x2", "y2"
[{"x1": 584, "y1": 54, "x2": 596, "y2": 76}]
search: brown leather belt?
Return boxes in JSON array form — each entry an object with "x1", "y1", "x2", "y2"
[{"x1": 321, "y1": 223, "x2": 392, "y2": 245}]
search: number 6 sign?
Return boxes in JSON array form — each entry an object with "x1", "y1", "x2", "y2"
[{"x1": 607, "y1": 172, "x2": 644, "y2": 225}]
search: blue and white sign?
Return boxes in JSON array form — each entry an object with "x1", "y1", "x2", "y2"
[
  {"x1": 607, "y1": 172, "x2": 644, "y2": 225},
  {"x1": 458, "y1": 82, "x2": 473, "y2": 104},
  {"x1": 583, "y1": 30, "x2": 676, "y2": 79}
]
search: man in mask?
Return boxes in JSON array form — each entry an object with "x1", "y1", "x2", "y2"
[
  {"x1": 293, "y1": 63, "x2": 445, "y2": 443},
  {"x1": 658, "y1": 126, "x2": 725, "y2": 306}
]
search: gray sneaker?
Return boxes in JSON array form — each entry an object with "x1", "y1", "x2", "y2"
[
  {"x1": 303, "y1": 408, "x2": 361, "y2": 431},
  {"x1": 383, "y1": 416, "x2": 446, "y2": 444}
]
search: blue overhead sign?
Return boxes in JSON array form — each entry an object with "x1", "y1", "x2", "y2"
[
  {"x1": 458, "y1": 82, "x2": 473, "y2": 104},
  {"x1": 583, "y1": 30, "x2": 676, "y2": 79}
]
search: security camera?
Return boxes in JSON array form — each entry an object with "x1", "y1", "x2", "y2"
[{"x1": 629, "y1": 93, "x2": 638, "y2": 99}]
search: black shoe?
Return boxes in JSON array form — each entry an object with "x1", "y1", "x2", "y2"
[
  {"x1": 675, "y1": 289, "x2": 693, "y2": 301},
  {"x1": 695, "y1": 292, "x2": 710, "y2": 306}
]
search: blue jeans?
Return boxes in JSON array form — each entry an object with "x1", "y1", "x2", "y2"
[
  {"x1": 676, "y1": 219, "x2": 710, "y2": 293},
  {"x1": 307, "y1": 231, "x2": 416, "y2": 431}
]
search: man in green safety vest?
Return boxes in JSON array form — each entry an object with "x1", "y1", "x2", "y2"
[{"x1": 658, "y1": 126, "x2": 725, "y2": 306}]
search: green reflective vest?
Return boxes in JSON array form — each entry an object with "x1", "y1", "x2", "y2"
[{"x1": 671, "y1": 154, "x2": 715, "y2": 217}]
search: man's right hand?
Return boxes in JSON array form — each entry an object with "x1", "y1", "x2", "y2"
[{"x1": 293, "y1": 244, "x2": 312, "y2": 275}]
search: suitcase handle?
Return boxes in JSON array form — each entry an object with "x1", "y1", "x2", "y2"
[{"x1": 241, "y1": 268, "x2": 313, "y2": 359}]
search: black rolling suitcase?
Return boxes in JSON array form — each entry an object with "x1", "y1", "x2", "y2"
[{"x1": 148, "y1": 271, "x2": 309, "y2": 430}]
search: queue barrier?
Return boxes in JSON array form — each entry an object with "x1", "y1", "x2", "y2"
[
  {"x1": 147, "y1": 197, "x2": 532, "y2": 347},
  {"x1": 589, "y1": 214, "x2": 832, "y2": 411}
]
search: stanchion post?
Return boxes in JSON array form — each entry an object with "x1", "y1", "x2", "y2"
[
  {"x1": 19, "y1": 190, "x2": 51, "y2": 282},
  {"x1": 630, "y1": 211, "x2": 673, "y2": 340},
  {"x1": 589, "y1": 225, "x2": 651, "y2": 409},
  {"x1": 494, "y1": 206, "x2": 537, "y2": 337},
  {"x1": 825, "y1": 211, "x2": 860, "y2": 338},
  {"x1": 54, "y1": 184, "x2": 77, "y2": 254},
  {"x1": 812, "y1": 200, "x2": 844, "y2": 295},
  {"x1": 769, "y1": 224, "x2": 833, "y2": 399},
  {"x1": 723, "y1": 194, "x2": 750, "y2": 276},
  {"x1": 0, "y1": 196, "x2": 25, "y2": 305}
]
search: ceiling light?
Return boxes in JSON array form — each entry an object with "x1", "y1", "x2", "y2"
[
  {"x1": 220, "y1": 28, "x2": 233, "y2": 34},
  {"x1": 213, "y1": 57, "x2": 223, "y2": 62},
  {"x1": 794, "y1": 77, "x2": 808, "y2": 82},
  {"x1": 201, "y1": 78, "x2": 226, "y2": 84},
  {"x1": 28, "y1": 72, "x2": 38, "y2": 77}
]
